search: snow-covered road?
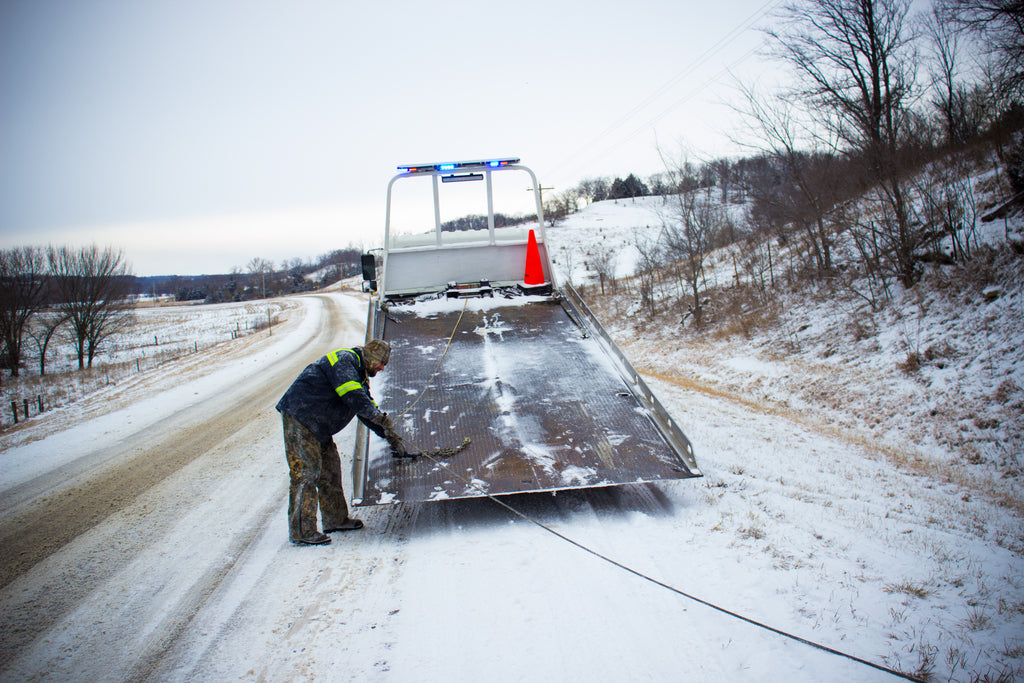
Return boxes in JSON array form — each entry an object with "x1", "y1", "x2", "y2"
[{"x1": 1, "y1": 291, "x2": 1020, "y2": 682}]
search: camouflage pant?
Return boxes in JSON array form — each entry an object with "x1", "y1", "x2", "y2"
[{"x1": 282, "y1": 412, "x2": 350, "y2": 542}]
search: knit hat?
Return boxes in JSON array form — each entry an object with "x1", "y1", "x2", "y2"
[{"x1": 363, "y1": 339, "x2": 391, "y2": 367}]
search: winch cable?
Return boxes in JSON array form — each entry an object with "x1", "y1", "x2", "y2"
[
  {"x1": 384, "y1": 298, "x2": 920, "y2": 682},
  {"x1": 393, "y1": 434, "x2": 921, "y2": 682}
]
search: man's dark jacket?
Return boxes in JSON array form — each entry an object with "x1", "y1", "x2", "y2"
[{"x1": 276, "y1": 347, "x2": 384, "y2": 443}]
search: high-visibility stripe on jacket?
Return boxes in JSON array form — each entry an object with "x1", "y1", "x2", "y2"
[
  {"x1": 326, "y1": 348, "x2": 353, "y2": 366},
  {"x1": 275, "y1": 346, "x2": 383, "y2": 443},
  {"x1": 326, "y1": 349, "x2": 380, "y2": 407},
  {"x1": 336, "y1": 380, "x2": 362, "y2": 397}
]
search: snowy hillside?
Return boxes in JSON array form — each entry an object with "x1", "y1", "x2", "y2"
[{"x1": 546, "y1": 192, "x2": 1024, "y2": 514}]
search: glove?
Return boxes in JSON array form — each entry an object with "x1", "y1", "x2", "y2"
[
  {"x1": 388, "y1": 436, "x2": 407, "y2": 458},
  {"x1": 376, "y1": 412, "x2": 404, "y2": 453}
]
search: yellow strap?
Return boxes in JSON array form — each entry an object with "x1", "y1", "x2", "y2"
[{"x1": 398, "y1": 297, "x2": 467, "y2": 418}]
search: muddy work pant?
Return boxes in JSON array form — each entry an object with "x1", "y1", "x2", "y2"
[{"x1": 281, "y1": 412, "x2": 350, "y2": 542}]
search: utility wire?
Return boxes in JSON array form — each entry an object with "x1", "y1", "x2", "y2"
[
  {"x1": 564, "y1": 42, "x2": 764, "y2": 179},
  {"x1": 547, "y1": 0, "x2": 783, "y2": 181}
]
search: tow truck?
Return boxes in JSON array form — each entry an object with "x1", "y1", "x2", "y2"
[{"x1": 352, "y1": 158, "x2": 700, "y2": 505}]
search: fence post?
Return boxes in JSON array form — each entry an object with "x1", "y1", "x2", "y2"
[
  {"x1": 38, "y1": 395, "x2": 43, "y2": 413},
  {"x1": 23, "y1": 398, "x2": 29, "y2": 420},
  {"x1": 10, "y1": 401, "x2": 17, "y2": 424}
]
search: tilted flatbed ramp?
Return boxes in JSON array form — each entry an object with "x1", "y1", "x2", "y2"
[
  {"x1": 352, "y1": 287, "x2": 700, "y2": 505},
  {"x1": 351, "y1": 158, "x2": 699, "y2": 505}
]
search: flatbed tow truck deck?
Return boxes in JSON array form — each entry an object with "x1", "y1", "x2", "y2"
[
  {"x1": 354, "y1": 289, "x2": 697, "y2": 504},
  {"x1": 351, "y1": 158, "x2": 699, "y2": 506}
]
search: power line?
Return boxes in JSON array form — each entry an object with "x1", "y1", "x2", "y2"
[
  {"x1": 563, "y1": 42, "x2": 764, "y2": 179},
  {"x1": 547, "y1": 0, "x2": 783, "y2": 182}
]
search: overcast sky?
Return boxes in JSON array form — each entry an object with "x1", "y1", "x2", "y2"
[{"x1": 1, "y1": 0, "x2": 779, "y2": 275}]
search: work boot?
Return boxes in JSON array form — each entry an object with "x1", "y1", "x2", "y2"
[
  {"x1": 324, "y1": 518, "x2": 364, "y2": 532},
  {"x1": 292, "y1": 531, "x2": 332, "y2": 546}
]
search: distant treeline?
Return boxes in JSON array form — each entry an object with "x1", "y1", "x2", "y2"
[
  {"x1": 133, "y1": 247, "x2": 363, "y2": 302},
  {"x1": 0, "y1": 244, "x2": 365, "y2": 377},
  {"x1": 440, "y1": 213, "x2": 533, "y2": 232}
]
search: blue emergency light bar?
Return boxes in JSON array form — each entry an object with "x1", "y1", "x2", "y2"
[{"x1": 397, "y1": 158, "x2": 520, "y2": 174}]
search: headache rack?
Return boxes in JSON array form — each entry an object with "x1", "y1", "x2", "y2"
[{"x1": 352, "y1": 159, "x2": 700, "y2": 505}]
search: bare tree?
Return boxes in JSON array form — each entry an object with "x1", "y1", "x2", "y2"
[
  {"x1": 27, "y1": 310, "x2": 69, "y2": 376},
  {"x1": 0, "y1": 246, "x2": 47, "y2": 376},
  {"x1": 661, "y1": 193, "x2": 722, "y2": 327},
  {"x1": 918, "y1": 163, "x2": 980, "y2": 261},
  {"x1": 631, "y1": 232, "x2": 663, "y2": 319},
  {"x1": 576, "y1": 177, "x2": 610, "y2": 204},
  {"x1": 925, "y1": 6, "x2": 963, "y2": 147},
  {"x1": 767, "y1": 0, "x2": 918, "y2": 156},
  {"x1": 938, "y1": 0, "x2": 1024, "y2": 99},
  {"x1": 711, "y1": 159, "x2": 732, "y2": 203},
  {"x1": 48, "y1": 244, "x2": 134, "y2": 369},
  {"x1": 734, "y1": 81, "x2": 846, "y2": 274},
  {"x1": 589, "y1": 245, "x2": 616, "y2": 295},
  {"x1": 739, "y1": 232, "x2": 777, "y2": 303},
  {"x1": 646, "y1": 173, "x2": 672, "y2": 197},
  {"x1": 767, "y1": 0, "x2": 923, "y2": 287},
  {"x1": 247, "y1": 257, "x2": 273, "y2": 298},
  {"x1": 656, "y1": 148, "x2": 722, "y2": 327},
  {"x1": 544, "y1": 189, "x2": 579, "y2": 224}
]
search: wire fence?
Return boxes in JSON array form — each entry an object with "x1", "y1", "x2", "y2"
[{"x1": 1, "y1": 302, "x2": 282, "y2": 430}]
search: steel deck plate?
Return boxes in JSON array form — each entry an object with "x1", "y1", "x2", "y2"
[{"x1": 356, "y1": 295, "x2": 696, "y2": 505}]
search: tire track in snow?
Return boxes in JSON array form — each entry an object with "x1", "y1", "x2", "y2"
[
  {"x1": 172, "y1": 498, "x2": 416, "y2": 681},
  {"x1": 124, "y1": 490, "x2": 285, "y2": 682}
]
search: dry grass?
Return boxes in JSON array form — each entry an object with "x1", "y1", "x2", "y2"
[
  {"x1": 962, "y1": 606, "x2": 991, "y2": 631},
  {"x1": 884, "y1": 581, "x2": 934, "y2": 599},
  {"x1": 634, "y1": 363, "x2": 1024, "y2": 521}
]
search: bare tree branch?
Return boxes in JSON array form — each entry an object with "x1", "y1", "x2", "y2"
[
  {"x1": 48, "y1": 244, "x2": 134, "y2": 370},
  {"x1": 937, "y1": 0, "x2": 1024, "y2": 98},
  {"x1": 0, "y1": 246, "x2": 47, "y2": 376}
]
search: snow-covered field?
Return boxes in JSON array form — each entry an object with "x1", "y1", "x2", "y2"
[
  {"x1": 1, "y1": 197, "x2": 1022, "y2": 681},
  {"x1": 0, "y1": 299, "x2": 285, "y2": 429}
]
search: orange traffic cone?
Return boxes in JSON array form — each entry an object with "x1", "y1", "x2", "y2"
[{"x1": 524, "y1": 229, "x2": 545, "y2": 285}]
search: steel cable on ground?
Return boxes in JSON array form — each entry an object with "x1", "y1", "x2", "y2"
[
  {"x1": 395, "y1": 437, "x2": 922, "y2": 682},
  {"x1": 388, "y1": 298, "x2": 922, "y2": 683}
]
